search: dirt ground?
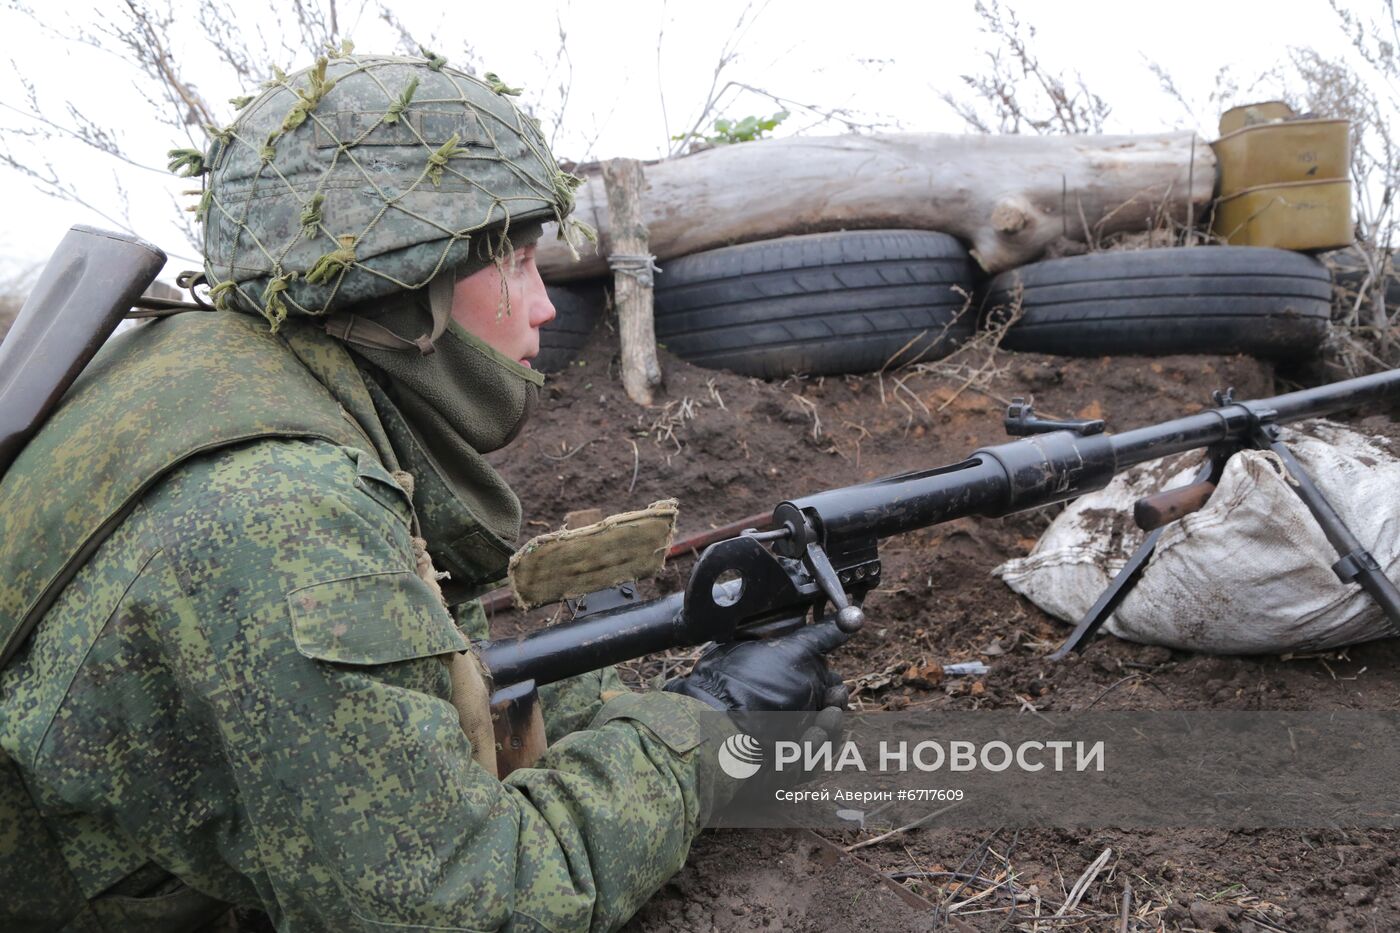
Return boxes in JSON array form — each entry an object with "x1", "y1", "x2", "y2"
[{"x1": 486, "y1": 325, "x2": 1400, "y2": 933}]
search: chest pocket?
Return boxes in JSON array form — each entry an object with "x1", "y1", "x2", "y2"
[
  {"x1": 288, "y1": 571, "x2": 467, "y2": 666},
  {"x1": 286, "y1": 571, "x2": 497, "y2": 772}
]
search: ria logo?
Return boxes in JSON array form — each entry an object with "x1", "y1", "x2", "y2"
[{"x1": 718, "y1": 733, "x2": 764, "y2": 779}]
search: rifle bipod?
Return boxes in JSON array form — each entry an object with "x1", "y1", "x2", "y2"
[
  {"x1": 1050, "y1": 388, "x2": 1400, "y2": 658},
  {"x1": 477, "y1": 368, "x2": 1400, "y2": 729}
]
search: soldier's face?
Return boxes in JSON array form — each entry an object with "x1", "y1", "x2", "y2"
[{"x1": 449, "y1": 244, "x2": 556, "y2": 368}]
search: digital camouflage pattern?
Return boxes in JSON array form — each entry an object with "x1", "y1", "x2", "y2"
[
  {"x1": 196, "y1": 51, "x2": 583, "y2": 328},
  {"x1": 0, "y1": 311, "x2": 372, "y2": 671},
  {"x1": 0, "y1": 309, "x2": 738, "y2": 930}
]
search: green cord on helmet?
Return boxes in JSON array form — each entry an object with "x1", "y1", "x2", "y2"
[{"x1": 199, "y1": 53, "x2": 576, "y2": 330}]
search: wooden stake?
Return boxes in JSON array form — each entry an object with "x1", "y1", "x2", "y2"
[{"x1": 601, "y1": 158, "x2": 662, "y2": 406}]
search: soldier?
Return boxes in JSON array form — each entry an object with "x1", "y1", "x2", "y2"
[{"x1": 0, "y1": 53, "x2": 845, "y2": 931}]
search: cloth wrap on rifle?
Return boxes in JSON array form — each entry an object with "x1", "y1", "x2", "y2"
[{"x1": 508, "y1": 499, "x2": 679, "y2": 609}]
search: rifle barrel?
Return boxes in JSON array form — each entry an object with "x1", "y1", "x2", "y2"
[
  {"x1": 1260, "y1": 368, "x2": 1400, "y2": 422},
  {"x1": 484, "y1": 368, "x2": 1400, "y2": 690},
  {"x1": 783, "y1": 369, "x2": 1400, "y2": 547},
  {"x1": 481, "y1": 592, "x2": 688, "y2": 688},
  {"x1": 1111, "y1": 369, "x2": 1400, "y2": 467}
]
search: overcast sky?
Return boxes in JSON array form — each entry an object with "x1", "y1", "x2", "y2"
[{"x1": 0, "y1": 0, "x2": 1373, "y2": 280}]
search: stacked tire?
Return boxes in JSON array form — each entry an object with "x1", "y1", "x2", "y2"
[
  {"x1": 984, "y1": 247, "x2": 1331, "y2": 360},
  {"x1": 536, "y1": 284, "x2": 603, "y2": 373},
  {"x1": 652, "y1": 230, "x2": 979, "y2": 379},
  {"x1": 542, "y1": 240, "x2": 1334, "y2": 376}
]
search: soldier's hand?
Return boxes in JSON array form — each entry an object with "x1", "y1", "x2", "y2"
[{"x1": 664, "y1": 621, "x2": 850, "y2": 712}]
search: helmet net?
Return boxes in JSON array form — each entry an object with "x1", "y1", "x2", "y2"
[{"x1": 183, "y1": 50, "x2": 582, "y2": 330}]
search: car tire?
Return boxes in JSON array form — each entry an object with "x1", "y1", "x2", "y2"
[
  {"x1": 1324, "y1": 246, "x2": 1400, "y2": 311},
  {"x1": 536, "y1": 284, "x2": 603, "y2": 373},
  {"x1": 983, "y1": 246, "x2": 1331, "y2": 359},
  {"x1": 653, "y1": 230, "x2": 979, "y2": 378}
]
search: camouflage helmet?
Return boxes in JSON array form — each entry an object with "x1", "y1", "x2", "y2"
[{"x1": 194, "y1": 52, "x2": 577, "y2": 329}]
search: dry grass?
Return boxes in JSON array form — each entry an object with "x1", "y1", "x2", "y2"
[
  {"x1": 1320, "y1": 247, "x2": 1400, "y2": 376},
  {"x1": 646, "y1": 395, "x2": 700, "y2": 452},
  {"x1": 952, "y1": 2, "x2": 1400, "y2": 377},
  {"x1": 881, "y1": 282, "x2": 1027, "y2": 418},
  {"x1": 868, "y1": 829, "x2": 1296, "y2": 932},
  {"x1": 1288, "y1": 33, "x2": 1400, "y2": 376},
  {"x1": 614, "y1": 642, "x2": 706, "y2": 691}
]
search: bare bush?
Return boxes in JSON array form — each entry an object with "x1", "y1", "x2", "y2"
[
  {"x1": 1147, "y1": 6, "x2": 1400, "y2": 373},
  {"x1": 942, "y1": 1, "x2": 1211, "y2": 254},
  {"x1": 957, "y1": 1, "x2": 1400, "y2": 371},
  {"x1": 0, "y1": 1, "x2": 512, "y2": 254},
  {"x1": 941, "y1": 0, "x2": 1110, "y2": 136},
  {"x1": 0, "y1": 0, "x2": 368, "y2": 247},
  {"x1": 663, "y1": 1, "x2": 896, "y2": 157},
  {"x1": 1288, "y1": 37, "x2": 1399, "y2": 373}
]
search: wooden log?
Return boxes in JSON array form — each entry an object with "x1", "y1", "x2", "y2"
[
  {"x1": 600, "y1": 157, "x2": 662, "y2": 406},
  {"x1": 542, "y1": 131, "x2": 1214, "y2": 280}
]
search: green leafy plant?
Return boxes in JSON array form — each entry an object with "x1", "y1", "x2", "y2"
[{"x1": 677, "y1": 110, "x2": 789, "y2": 146}]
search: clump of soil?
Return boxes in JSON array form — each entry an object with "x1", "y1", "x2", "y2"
[{"x1": 488, "y1": 327, "x2": 1400, "y2": 932}]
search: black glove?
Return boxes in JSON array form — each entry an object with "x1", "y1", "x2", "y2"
[{"x1": 665, "y1": 621, "x2": 851, "y2": 712}]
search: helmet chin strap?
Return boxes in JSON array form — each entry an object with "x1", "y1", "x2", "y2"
[
  {"x1": 322, "y1": 270, "x2": 457, "y2": 355},
  {"x1": 426, "y1": 270, "x2": 457, "y2": 343}
]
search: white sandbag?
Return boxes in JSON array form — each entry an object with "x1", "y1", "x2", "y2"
[{"x1": 995, "y1": 420, "x2": 1400, "y2": 654}]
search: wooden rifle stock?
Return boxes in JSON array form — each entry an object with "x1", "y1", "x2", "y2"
[
  {"x1": 490, "y1": 680, "x2": 547, "y2": 777},
  {"x1": 483, "y1": 368, "x2": 1400, "y2": 681},
  {"x1": 1134, "y1": 480, "x2": 1218, "y2": 531},
  {"x1": 0, "y1": 226, "x2": 166, "y2": 478}
]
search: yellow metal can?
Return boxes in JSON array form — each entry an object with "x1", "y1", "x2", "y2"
[
  {"x1": 1212, "y1": 119, "x2": 1350, "y2": 197},
  {"x1": 1213, "y1": 178, "x2": 1352, "y2": 251},
  {"x1": 1218, "y1": 101, "x2": 1296, "y2": 136}
]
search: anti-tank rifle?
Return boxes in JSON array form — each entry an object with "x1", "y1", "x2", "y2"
[{"x1": 481, "y1": 369, "x2": 1400, "y2": 772}]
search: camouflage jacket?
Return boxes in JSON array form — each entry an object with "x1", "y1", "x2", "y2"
[{"x1": 0, "y1": 311, "x2": 734, "y2": 932}]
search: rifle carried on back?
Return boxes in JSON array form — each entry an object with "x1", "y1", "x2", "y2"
[
  {"x1": 0, "y1": 226, "x2": 168, "y2": 478},
  {"x1": 482, "y1": 371, "x2": 1400, "y2": 769}
]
